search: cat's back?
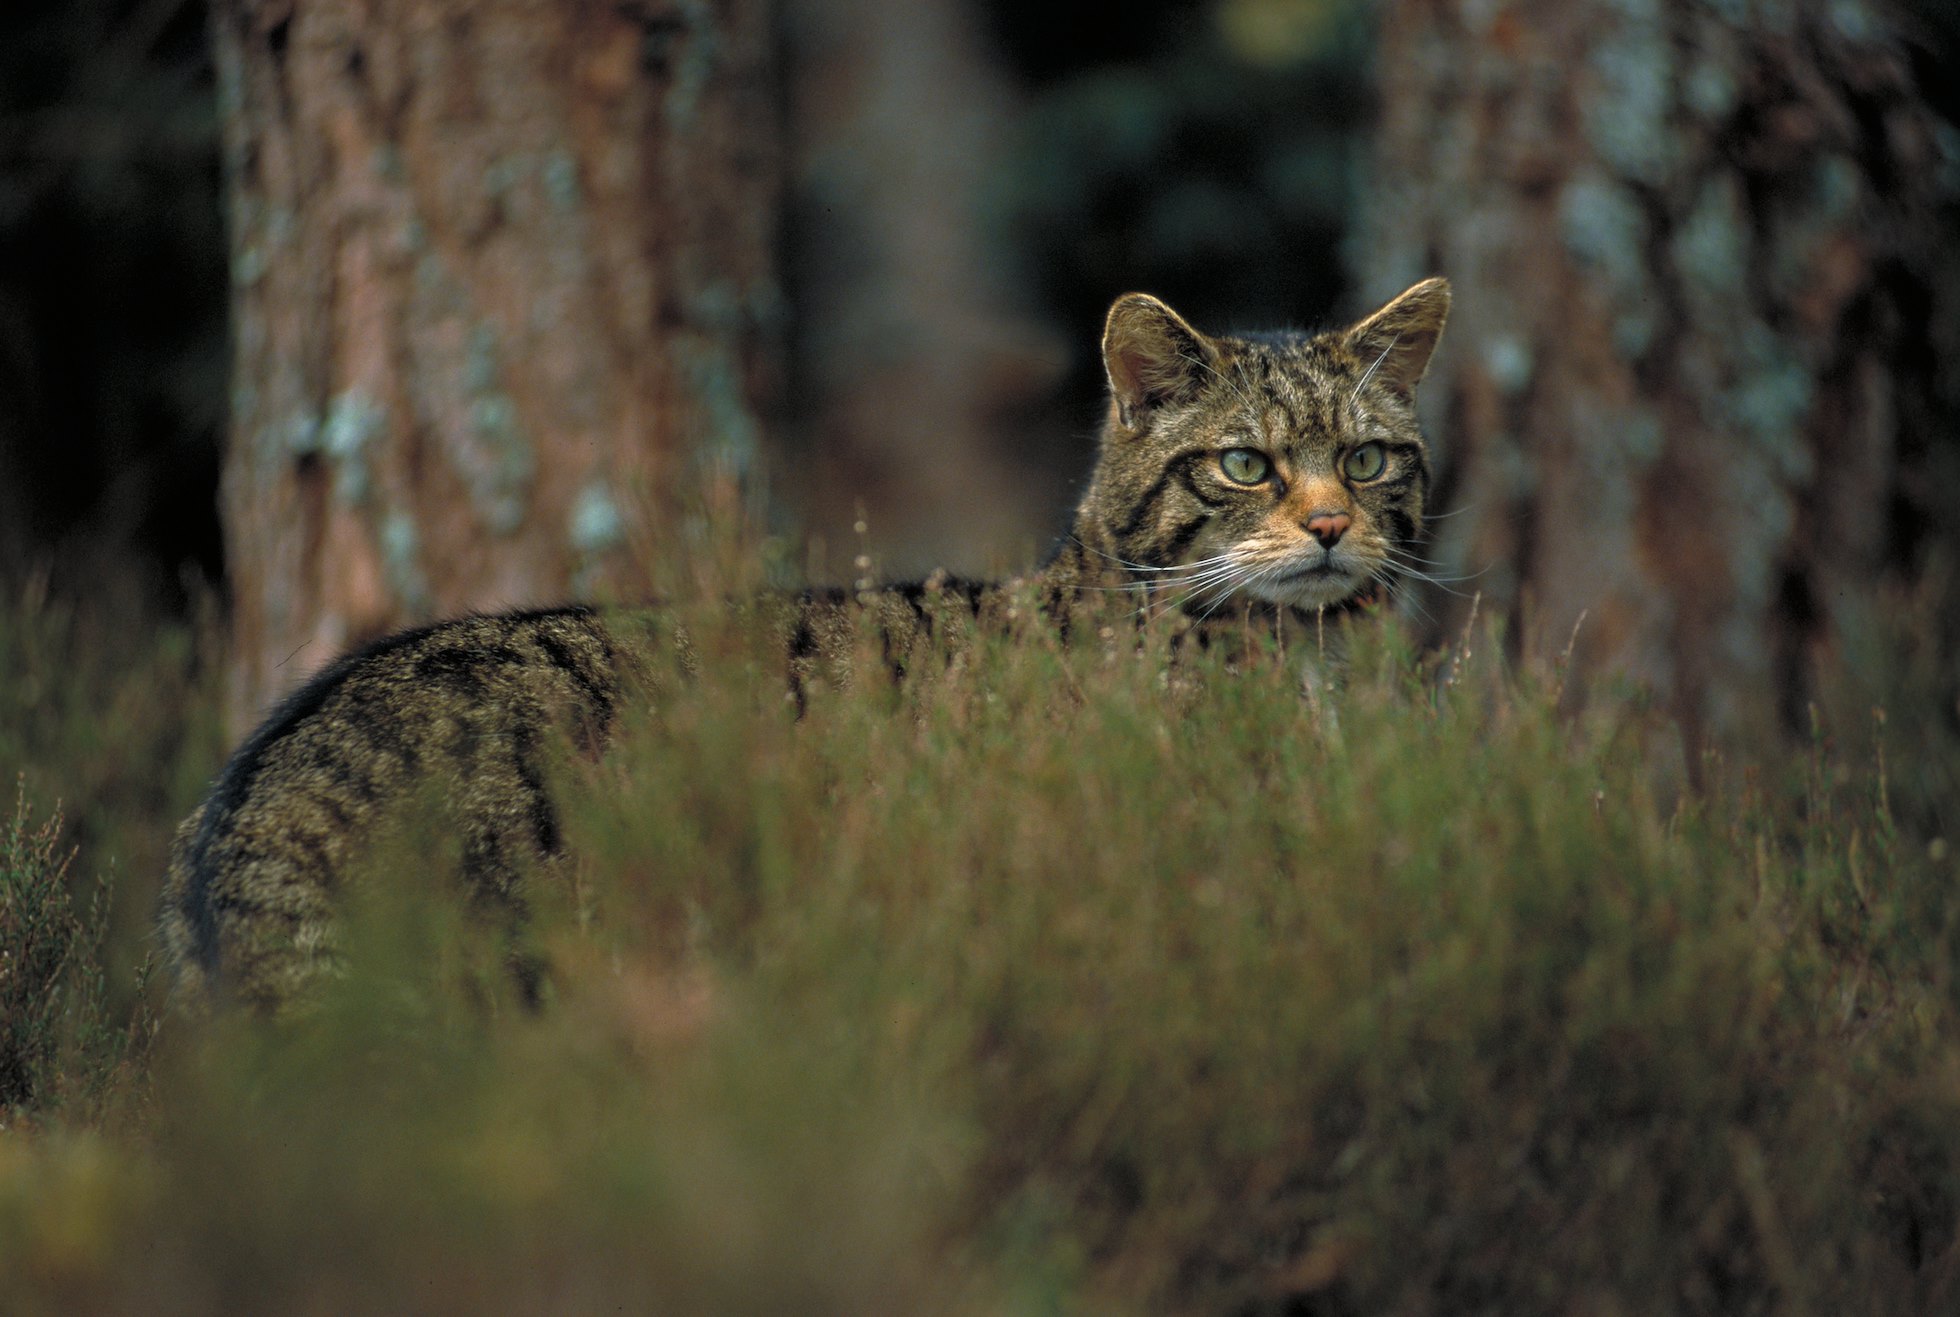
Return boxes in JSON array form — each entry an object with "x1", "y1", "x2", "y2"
[{"x1": 158, "y1": 605, "x2": 630, "y2": 1011}]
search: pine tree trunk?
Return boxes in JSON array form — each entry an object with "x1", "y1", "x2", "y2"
[
  {"x1": 214, "y1": 0, "x2": 780, "y2": 737},
  {"x1": 1355, "y1": 0, "x2": 1953, "y2": 743}
]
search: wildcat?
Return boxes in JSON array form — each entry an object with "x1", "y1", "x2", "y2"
[{"x1": 157, "y1": 278, "x2": 1450, "y2": 1011}]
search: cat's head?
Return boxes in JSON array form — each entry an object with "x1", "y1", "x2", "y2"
[{"x1": 1079, "y1": 278, "x2": 1450, "y2": 615}]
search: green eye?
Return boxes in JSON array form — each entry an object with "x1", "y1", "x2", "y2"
[
  {"x1": 1219, "y1": 448, "x2": 1270, "y2": 485},
  {"x1": 1343, "y1": 442, "x2": 1387, "y2": 482}
]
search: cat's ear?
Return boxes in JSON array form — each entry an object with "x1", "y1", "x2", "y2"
[
  {"x1": 1344, "y1": 277, "x2": 1451, "y2": 398},
  {"x1": 1102, "y1": 293, "x2": 1216, "y2": 429}
]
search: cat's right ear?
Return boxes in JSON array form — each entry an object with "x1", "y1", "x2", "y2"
[{"x1": 1102, "y1": 294, "x2": 1216, "y2": 430}]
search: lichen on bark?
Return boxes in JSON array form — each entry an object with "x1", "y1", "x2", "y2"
[
  {"x1": 213, "y1": 0, "x2": 781, "y2": 736},
  {"x1": 1356, "y1": 0, "x2": 1956, "y2": 741}
]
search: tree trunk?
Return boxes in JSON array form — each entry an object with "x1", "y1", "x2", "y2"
[
  {"x1": 1355, "y1": 0, "x2": 1953, "y2": 743},
  {"x1": 214, "y1": 0, "x2": 780, "y2": 737}
]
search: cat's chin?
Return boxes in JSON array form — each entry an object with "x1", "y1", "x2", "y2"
[{"x1": 1242, "y1": 562, "x2": 1379, "y2": 611}]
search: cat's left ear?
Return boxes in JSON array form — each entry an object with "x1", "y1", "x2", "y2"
[
  {"x1": 1344, "y1": 277, "x2": 1451, "y2": 398},
  {"x1": 1103, "y1": 293, "x2": 1217, "y2": 429}
]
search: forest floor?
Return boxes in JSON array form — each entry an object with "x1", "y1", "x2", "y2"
[{"x1": 2, "y1": 568, "x2": 1958, "y2": 1315}]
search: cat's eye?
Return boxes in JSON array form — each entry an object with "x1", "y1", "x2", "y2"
[
  {"x1": 1219, "y1": 448, "x2": 1270, "y2": 485},
  {"x1": 1343, "y1": 443, "x2": 1387, "y2": 482}
]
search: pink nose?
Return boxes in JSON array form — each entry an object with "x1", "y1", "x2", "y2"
[{"x1": 1305, "y1": 511, "x2": 1350, "y2": 549}]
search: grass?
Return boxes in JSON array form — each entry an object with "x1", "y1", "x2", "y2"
[
  {"x1": 0, "y1": 567, "x2": 1957, "y2": 1314},
  {"x1": 0, "y1": 786, "x2": 81, "y2": 1109}
]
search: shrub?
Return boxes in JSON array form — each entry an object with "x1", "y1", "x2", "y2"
[
  {"x1": 1, "y1": 587, "x2": 1956, "y2": 1313},
  {"x1": 0, "y1": 787, "x2": 78, "y2": 1113}
]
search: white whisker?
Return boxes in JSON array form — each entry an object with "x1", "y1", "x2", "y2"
[
  {"x1": 1370, "y1": 566, "x2": 1436, "y2": 626},
  {"x1": 1350, "y1": 333, "x2": 1399, "y2": 407},
  {"x1": 1071, "y1": 536, "x2": 1238, "y2": 576},
  {"x1": 1378, "y1": 547, "x2": 1490, "y2": 589},
  {"x1": 1376, "y1": 565, "x2": 1477, "y2": 598},
  {"x1": 1376, "y1": 546, "x2": 1455, "y2": 568}
]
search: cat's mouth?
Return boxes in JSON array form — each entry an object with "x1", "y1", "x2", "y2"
[{"x1": 1249, "y1": 554, "x2": 1380, "y2": 609}]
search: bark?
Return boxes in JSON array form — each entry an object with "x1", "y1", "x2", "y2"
[
  {"x1": 1356, "y1": 0, "x2": 1954, "y2": 742},
  {"x1": 215, "y1": 0, "x2": 780, "y2": 736}
]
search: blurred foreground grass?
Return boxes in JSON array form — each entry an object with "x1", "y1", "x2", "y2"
[{"x1": 1, "y1": 571, "x2": 1958, "y2": 1314}]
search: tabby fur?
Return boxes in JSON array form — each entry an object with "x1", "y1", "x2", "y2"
[{"x1": 158, "y1": 278, "x2": 1450, "y2": 1010}]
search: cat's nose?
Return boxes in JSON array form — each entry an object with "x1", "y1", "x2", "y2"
[{"x1": 1305, "y1": 511, "x2": 1350, "y2": 549}]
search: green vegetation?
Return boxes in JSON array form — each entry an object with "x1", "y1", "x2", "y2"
[
  {"x1": 0, "y1": 787, "x2": 80, "y2": 1110},
  {"x1": 1, "y1": 578, "x2": 1956, "y2": 1314}
]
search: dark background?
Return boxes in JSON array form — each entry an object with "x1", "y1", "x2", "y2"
[
  {"x1": 3, "y1": 0, "x2": 1956, "y2": 607},
  {"x1": 0, "y1": 0, "x2": 1385, "y2": 603}
]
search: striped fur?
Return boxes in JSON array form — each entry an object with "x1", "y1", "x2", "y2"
[
  {"x1": 157, "y1": 608, "x2": 633, "y2": 1010},
  {"x1": 159, "y1": 280, "x2": 1449, "y2": 1011},
  {"x1": 1060, "y1": 277, "x2": 1450, "y2": 621}
]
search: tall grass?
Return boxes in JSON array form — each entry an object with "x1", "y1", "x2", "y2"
[
  {"x1": 0, "y1": 570, "x2": 223, "y2": 1017},
  {"x1": 1, "y1": 577, "x2": 1956, "y2": 1313},
  {"x1": 0, "y1": 788, "x2": 80, "y2": 1111}
]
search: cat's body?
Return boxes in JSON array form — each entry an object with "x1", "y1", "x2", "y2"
[{"x1": 159, "y1": 279, "x2": 1450, "y2": 1010}]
